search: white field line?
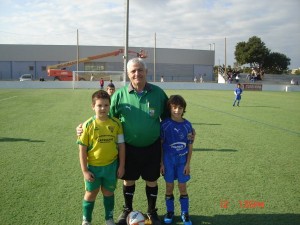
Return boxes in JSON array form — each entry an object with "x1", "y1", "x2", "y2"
[
  {"x1": 196, "y1": 103, "x2": 300, "y2": 136},
  {"x1": 0, "y1": 96, "x2": 17, "y2": 102}
]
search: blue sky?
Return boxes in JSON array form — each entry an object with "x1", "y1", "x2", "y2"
[{"x1": 0, "y1": 0, "x2": 299, "y2": 69}]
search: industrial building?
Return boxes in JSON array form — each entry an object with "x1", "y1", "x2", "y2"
[{"x1": 0, "y1": 44, "x2": 215, "y2": 82}]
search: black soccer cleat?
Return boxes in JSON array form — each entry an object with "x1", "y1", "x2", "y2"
[
  {"x1": 146, "y1": 208, "x2": 161, "y2": 225},
  {"x1": 117, "y1": 206, "x2": 131, "y2": 225}
]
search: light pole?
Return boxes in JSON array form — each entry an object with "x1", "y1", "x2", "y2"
[
  {"x1": 154, "y1": 32, "x2": 156, "y2": 82},
  {"x1": 123, "y1": 0, "x2": 129, "y2": 86}
]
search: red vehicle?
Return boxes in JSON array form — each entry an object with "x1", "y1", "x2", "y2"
[
  {"x1": 47, "y1": 69, "x2": 73, "y2": 81},
  {"x1": 47, "y1": 49, "x2": 147, "y2": 81}
]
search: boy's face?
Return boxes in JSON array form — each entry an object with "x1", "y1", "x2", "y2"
[
  {"x1": 170, "y1": 104, "x2": 184, "y2": 121},
  {"x1": 106, "y1": 87, "x2": 115, "y2": 96},
  {"x1": 92, "y1": 98, "x2": 110, "y2": 120}
]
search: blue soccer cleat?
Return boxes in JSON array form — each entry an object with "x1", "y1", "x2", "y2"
[
  {"x1": 163, "y1": 212, "x2": 174, "y2": 224},
  {"x1": 181, "y1": 212, "x2": 192, "y2": 225}
]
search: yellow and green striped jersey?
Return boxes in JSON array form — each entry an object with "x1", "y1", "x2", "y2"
[{"x1": 77, "y1": 115, "x2": 124, "y2": 166}]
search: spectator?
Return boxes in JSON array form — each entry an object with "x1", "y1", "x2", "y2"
[
  {"x1": 200, "y1": 75, "x2": 203, "y2": 83},
  {"x1": 90, "y1": 74, "x2": 94, "y2": 81},
  {"x1": 100, "y1": 78, "x2": 104, "y2": 89},
  {"x1": 291, "y1": 79, "x2": 295, "y2": 85},
  {"x1": 106, "y1": 82, "x2": 116, "y2": 96},
  {"x1": 235, "y1": 74, "x2": 240, "y2": 83}
]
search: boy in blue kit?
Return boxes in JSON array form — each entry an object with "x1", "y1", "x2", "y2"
[
  {"x1": 77, "y1": 90, "x2": 125, "y2": 225},
  {"x1": 160, "y1": 95, "x2": 193, "y2": 225},
  {"x1": 233, "y1": 83, "x2": 243, "y2": 106}
]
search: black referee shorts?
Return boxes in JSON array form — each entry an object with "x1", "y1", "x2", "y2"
[{"x1": 122, "y1": 138, "x2": 161, "y2": 182}]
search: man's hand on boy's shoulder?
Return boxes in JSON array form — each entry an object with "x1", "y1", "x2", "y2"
[
  {"x1": 76, "y1": 123, "x2": 83, "y2": 136},
  {"x1": 191, "y1": 128, "x2": 196, "y2": 141}
]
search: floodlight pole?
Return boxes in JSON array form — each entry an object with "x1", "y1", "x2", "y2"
[
  {"x1": 224, "y1": 37, "x2": 227, "y2": 75},
  {"x1": 75, "y1": 29, "x2": 79, "y2": 89},
  {"x1": 154, "y1": 32, "x2": 156, "y2": 82},
  {"x1": 123, "y1": 0, "x2": 129, "y2": 86},
  {"x1": 77, "y1": 29, "x2": 79, "y2": 73}
]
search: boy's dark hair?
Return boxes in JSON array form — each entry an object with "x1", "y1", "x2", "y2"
[
  {"x1": 167, "y1": 95, "x2": 187, "y2": 116},
  {"x1": 107, "y1": 83, "x2": 115, "y2": 88},
  {"x1": 92, "y1": 90, "x2": 110, "y2": 105}
]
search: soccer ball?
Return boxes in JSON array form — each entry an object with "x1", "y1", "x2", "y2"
[{"x1": 126, "y1": 211, "x2": 145, "y2": 225}]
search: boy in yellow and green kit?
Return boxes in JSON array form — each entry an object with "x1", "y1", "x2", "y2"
[{"x1": 77, "y1": 90, "x2": 125, "y2": 225}]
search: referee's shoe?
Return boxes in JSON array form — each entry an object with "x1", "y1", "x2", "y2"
[
  {"x1": 145, "y1": 208, "x2": 161, "y2": 225},
  {"x1": 117, "y1": 207, "x2": 131, "y2": 225}
]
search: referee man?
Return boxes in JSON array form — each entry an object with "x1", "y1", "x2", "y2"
[{"x1": 112, "y1": 58, "x2": 168, "y2": 225}]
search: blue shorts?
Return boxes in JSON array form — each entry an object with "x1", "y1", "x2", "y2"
[
  {"x1": 235, "y1": 95, "x2": 241, "y2": 100},
  {"x1": 85, "y1": 160, "x2": 118, "y2": 192},
  {"x1": 163, "y1": 153, "x2": 190, "y2": 183}
]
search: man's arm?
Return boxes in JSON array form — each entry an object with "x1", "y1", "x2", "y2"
[
  {"x1": 184, "y1": 143, "x2": 193, "y2": 175},
  {"x1": 117, "y1": 142, "x2": 125, "y2": 178}
]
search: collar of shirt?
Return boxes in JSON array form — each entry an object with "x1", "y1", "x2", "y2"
[{"x1": 127, "y1": 82, "x2": 152, "y2": 93}]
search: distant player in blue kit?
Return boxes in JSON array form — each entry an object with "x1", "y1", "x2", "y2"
[
  {"x1": 233, "y1": 83, "x2": 243, "y2": 107},
  {"x1": 160, "y1": 95, "x2": 193, "y2": 225}
]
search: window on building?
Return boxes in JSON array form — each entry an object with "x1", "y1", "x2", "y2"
[
  {"x1": 29, "y1": 66, "x2": 34, "y2": 71},
  {"x1": 84, "y1": 62, "x2": 105, "y2": 71},
  {"x1": 41, "y1": 66, "x2": 46, "y2": 71}
]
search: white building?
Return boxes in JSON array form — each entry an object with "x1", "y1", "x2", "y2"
[
  {"x1": 291, "y1": 68, "x2": 300, "y2": 75},
  {"x1": 0, "y1": 44, "x2": 215, "y2": 81}
]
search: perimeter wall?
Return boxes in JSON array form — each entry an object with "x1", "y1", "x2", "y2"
[{"x1": 0, "y1": 81, "x2": 299, "y2": 92}]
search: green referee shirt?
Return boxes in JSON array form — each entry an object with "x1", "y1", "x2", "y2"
[{"x1": 110, "y1": 82, "x2": 168, "y2": 147}]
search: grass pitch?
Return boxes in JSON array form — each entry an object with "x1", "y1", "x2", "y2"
[{"x1": 0, "y1": 89, "x2": 299, "y2": 225}]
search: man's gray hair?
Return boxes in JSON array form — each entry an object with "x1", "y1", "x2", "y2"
[{"x1": 127, "y1": 57, "x2": 147, "y2": 70}]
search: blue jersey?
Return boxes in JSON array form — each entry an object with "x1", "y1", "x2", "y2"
[
  {"x1": 234, "y1": 87, "x2": 243, "y2": 100},
  {"x1": 160, "y1": 118, "x2": 193, "y2": 156}
]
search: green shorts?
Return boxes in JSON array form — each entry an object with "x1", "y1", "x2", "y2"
[{"x1": 85, "y1": 160, "x2": 118, "y2": 192}]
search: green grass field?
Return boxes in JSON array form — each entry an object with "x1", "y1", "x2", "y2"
[{"x1": 0, "y1": 89, "x2": 299, "y2": 225}]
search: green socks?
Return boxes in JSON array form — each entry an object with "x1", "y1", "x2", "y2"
[
  {"x1": 82, "y1": 200, "x2": 95, "y2": 222},
  {"x1": 82, "y1": 195, "x2": 114, "y2": 221},
  {"x1": 103, "y1": 195, "x2": 115, "y2": 220}
]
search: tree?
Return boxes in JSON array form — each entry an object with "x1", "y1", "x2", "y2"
[
  {"x1": 235, "y1": 36, "x2": 270, "y2": 68},
  {"x1": 263, "y1": 52, "x2": 290, "y2": 74},
  {"x1": 234, "y1": 36, "x2": 290, "y2": 73},
  {"x1": 235, "y1": 41, "x2": 248, "y2": 65}
]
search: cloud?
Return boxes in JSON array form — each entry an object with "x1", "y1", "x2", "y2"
[{"x1": 0, "y1": 0, "x2": 299, "y2": 68}]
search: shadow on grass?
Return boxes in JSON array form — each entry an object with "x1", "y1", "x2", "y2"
[
  {"x1": 0, "y1": 137, "x2": 45, "y2": 143},
  {"x1": 242, "y1": 105, "x2": 280, "y2": 108},
  {"x1": 194, "y1": 148, "x2": 238, "y2": 152},
  {"x1": 192, "y1": 123, "x2": 222, "y2": 126},
  {"x1": 166, "y1": 213, "x2": 300, "y2": 225}
]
